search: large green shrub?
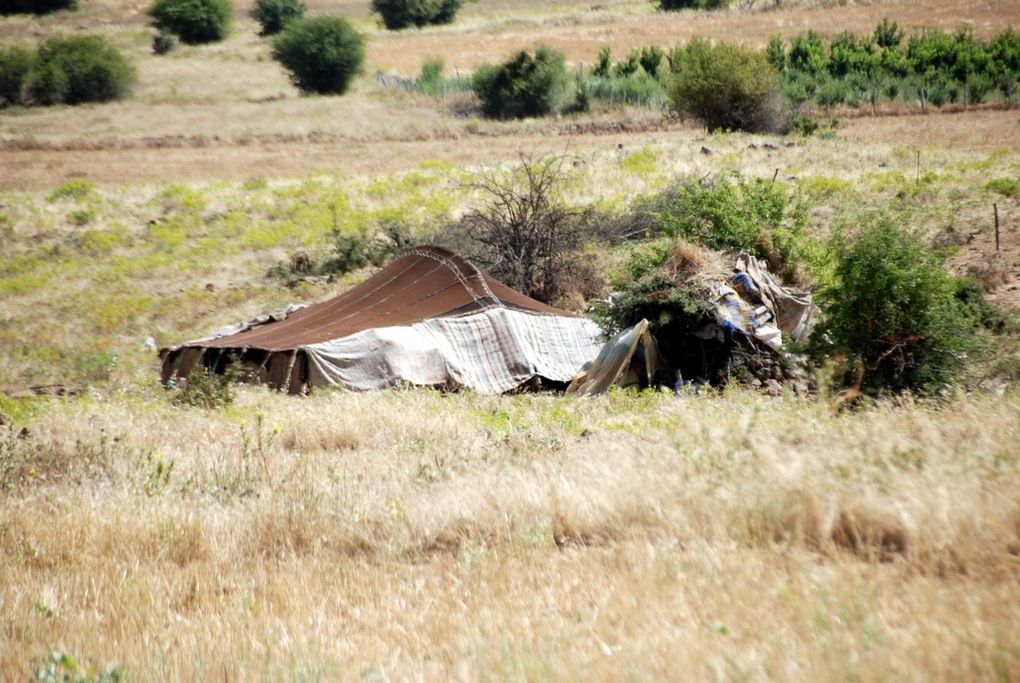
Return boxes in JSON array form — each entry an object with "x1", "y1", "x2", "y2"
[
  {"x1": 0, "y1": 0, "x2": 76, "y2": 16},
  {"x1": 271, "y1": 16, "x2": 365, "y2": 95},
  {"x1": 812, "y1": 218, "x2": 978, "y2": 394},
  {"x1": 472, "y1": 46, "x2": 572, "y2": 119},
  {"x1": 25, "y1": 36, "x2": 135, "y2": 106},
  {"x1": 668, "y1": 39, "x2": 788, "y2": 133},
  {"x1": 149, "y1": 0, "x2": 233, "y2": 45},
  {"x1": 370, "y1": 0, "x2": 461, "y2": 30},
  {"x1": 0, "y1": 46, "x2": 35, "y2": 107},
  {"x1": 251, "y1": 0, "x2": 305, "y2": 36}
]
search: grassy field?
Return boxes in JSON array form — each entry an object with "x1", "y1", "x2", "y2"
[
  {"x1": 2, "y1": 388, "x2": 1019, "y2": 680},
  {"x1": 2, "y1": 0, "x2": 1020, "y2": 680}
]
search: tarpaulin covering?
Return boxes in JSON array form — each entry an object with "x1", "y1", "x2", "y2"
[
  {"x1": 567, "y1": 319, "x2": 659, "y2": 397},
  {"x1": 160, "y1": 246, "x2": 602, "y2": 394},
  {"x1": 700, "y1": 253, "x2": 818, "y2": 351}
]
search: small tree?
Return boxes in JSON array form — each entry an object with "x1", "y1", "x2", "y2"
[
  {"x1": 26, "y1": 36, "x2": 135, "y2": 106},
  {"x1": 812, "y1": 217, "x2": 978, "y2": 394},
  {"x1": 0, "y1": 46, "x2": 35, "y2": 107},
  {"x1": 271, "y1": 16, "x2": 365, "y2": 95},
  {"x1": 149, "y1": 0, "x2": 233, "y2": 45},
  {"x1": 989, "y1": 27, "x2": 1020, "y2": 107},
  {"x1": 453, "y1": 155, "x2": 590, "y2": 303},
  {"x1": 668, "y1": 39, "x2": 788, "y2": 133},
  {"x1": 640, "y1": 45, "x2": 665, "y2": 78},
  {"x1": 787, "y1": 30, "x2": 827, "y2": 76},
  {"x1": 252, "y1": 0, "x2": 305, "y2": 36},
  {"x1": 765, "y1": 34, "x2": 786, "y2": 72},
  {"x1": 370, "y1": 0, "x2": 461, "y2": 30},
  {"x1": 873, "y1": 17, "x2": 904, "y2": 49},
  {"x1": 472, "y1": 46, "x2": 571, "y2": 119}
]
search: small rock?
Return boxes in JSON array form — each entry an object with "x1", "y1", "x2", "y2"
[
  {"x1": 764, "y1": 379, "x2": 782, "y2": 397},
  {"x1": 700, "y1": 146, "x2": 713, "y2": 155}
]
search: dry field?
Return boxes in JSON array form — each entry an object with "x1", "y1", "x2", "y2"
[
  {"x1": 2, "y1": 388, "x2": 1019, "y2": 681},
  {"x1": 2, "y1": 0, "x2": 1020, "y2": 680},
  {"x1": 3, "y1": 0, "x2": 1020, "y2": 189}
]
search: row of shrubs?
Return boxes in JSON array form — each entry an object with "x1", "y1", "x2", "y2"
[
  {"x1": 2, "y1": 0, "x2": 724, "y2": 24},
  {"x1": 771, "y1": 23, "x2": 1020, "y2": 110},
  {"x1": 0, "y1": 36, "x2": 134, "y2": 107},
  {"x1": 147, "y1": 0, "x2": 464, "y2": 44}
]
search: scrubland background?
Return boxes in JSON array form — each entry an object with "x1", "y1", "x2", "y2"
[{"x1": 2, "y1": 0, "x2": 1020, "y2": 680}]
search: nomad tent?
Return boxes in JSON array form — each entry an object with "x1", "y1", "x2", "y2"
[{"x1": 160, "y1": 246, "x2": 602, "y2": 394}]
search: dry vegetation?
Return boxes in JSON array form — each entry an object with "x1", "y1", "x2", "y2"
[{"x1": 2, "y1": 388, "x2": 1019, "y2": 680}]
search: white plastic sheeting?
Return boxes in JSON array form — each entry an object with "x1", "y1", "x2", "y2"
[{"x1": 303, "y1": 306, "x2": 602, "y2": 394}]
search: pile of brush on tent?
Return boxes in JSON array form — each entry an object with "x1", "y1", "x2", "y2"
[{"x1": 570, "y1": 239, "x2": 817, "y2": 396}]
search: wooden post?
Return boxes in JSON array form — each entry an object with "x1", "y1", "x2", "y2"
[
  {"x1": 915, "y1": 150, "x2": 921, "y2": 186},
  {"x1": 994, "y1": 203, "x2": 1000, "y2": 252},
  {"x1": 772, "y1": 168, "x2": 779, "y2": 183}
]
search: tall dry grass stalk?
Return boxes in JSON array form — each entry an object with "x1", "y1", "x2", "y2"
[{"x1": 2, "y1": 387, "x2": 1018, "y2": 680}]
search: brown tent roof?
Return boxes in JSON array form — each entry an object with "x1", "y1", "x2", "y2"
[{"x1": 200, "y1": 245, "x2": 575, "y2": 352}]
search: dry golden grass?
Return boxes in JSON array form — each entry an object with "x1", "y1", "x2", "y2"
[{"x1": 1, "y1": 387, "x2": 1018, "y2": 680}]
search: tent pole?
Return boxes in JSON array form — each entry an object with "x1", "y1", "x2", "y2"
[{"x1": 281, "y1": 349, "x2": 298, "y2": 394}]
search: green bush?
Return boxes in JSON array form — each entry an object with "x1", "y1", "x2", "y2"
[
  {"x1": 668, "y1": 39, "x2": 788, "y2": 133},
  {"x1": 370, "y1": 0, "x2": 461, "y2": 30},
  {"x1": 171, "y1": 367, "x2": 236, "y2": 408},
  {"x1": 648, "y1": 174, "x2": 811, "y2": 280},
  {"x1": 149, "y1": 0, "x2": 233, "y2": 45},
  {"x1": 0, "y1": 0, "x2": 76, "y2": 16},
  {"x1": 252, "y1": 0, "x2": 305, "y2": 36},
  {"x1": 812, "y1": 217, "x2": 978, "y2": 394},
  {"x1": 472, "y1": 46, "x2": 572, "y2": 119},
  {"x1": 657, "y1": 0, "x2": 728, "y2": 9},
  {"x1": 0, "y1": 46, "x2": 35, "y2": 107},
  {"x1": 639, "y1": 44, "x2": 665, "y2": 77},
  {"x1": 25, "y1": 36, "x2": 135, "y2": 106},
  {"x1": 271, "y1": 16, "x2": 365, "y2": 95}
]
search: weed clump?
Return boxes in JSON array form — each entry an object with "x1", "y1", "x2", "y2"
[
  {"x1": 252, "y1": 0, "x2": 306, "y2": 36},
  {"x1": 371, "y1": 0, "x2": 461, "y2": 30},
  {"x1": 271, "y1": 16, "x2": 365, "y2": 95},
  {"x1": 149, "y1": 0, "x2": 233, "y2": 45},
  {"x1": 170, "y1": 367, "x2": 236, "y2": 408}
]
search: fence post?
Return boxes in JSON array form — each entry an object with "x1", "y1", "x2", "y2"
[{"x1": 994, "y1": 203, "x2": 1000, "y2": 252}]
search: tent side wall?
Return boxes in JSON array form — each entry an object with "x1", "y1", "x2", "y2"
[{"x1": 160, "y1": 346, "x2": 310, "y2": 394}]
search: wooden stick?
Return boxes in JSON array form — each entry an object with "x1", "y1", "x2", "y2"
[{"x1": 994, "y1": 203, "x2": 1000, "y2": 252}]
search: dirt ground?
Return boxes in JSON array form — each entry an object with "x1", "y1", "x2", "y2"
[{"x1": 1, "y1": 108, "x2": 1018, "y2": 189}]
